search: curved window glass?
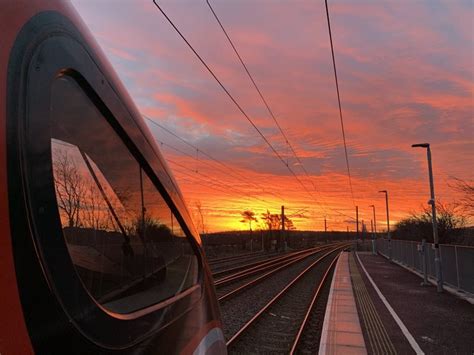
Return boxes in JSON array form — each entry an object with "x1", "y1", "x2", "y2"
[{"x1": 50, "y1": 76, "x2": 198, "y2": 314}]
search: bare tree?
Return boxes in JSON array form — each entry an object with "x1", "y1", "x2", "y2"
[
  {"x1": 394, "y1": 201, "x2": 466, "y2": 243},
  {"x1": 194, "y1": 200, "x2": 207, "y2": 234},
  {"x1": 240, "y1": 210, "x2": 257, "y2": 231},
  {"x1": 261, "y1": 210, "x2": 281, "y2": 230},
  {"x1": 449, "y1": 177, "x2": 474, "y2": 217},
  {"x1": 283, "y1": 216, "x2": 296, "y2": 231},
  {"x1": 81, "y1": 182, "x2": 111, "y2": 230},
  {"x1": 53, "y1": 150, "x2": 85, "y2": 228}
]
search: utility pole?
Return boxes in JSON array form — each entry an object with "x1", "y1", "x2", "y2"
[
  {"x1": 369, "y1": 204, "x2": 377, "y2": 235},
  {"x1": 356, "y1": 206, "x2": 359, "y2": 240},
  {"x1": 324, "y1": 217, "x2": 327, "y2": 233},
  {"x1": 379, "y1": 190, "x2": 391, "y2": 260},
  {"x1": 412, "y1": 143, "x2": 443, "y2": 292},
  {"x1": 370, "y1": 219, "x2": 376, "y2": 255},
  {"x1": 281, "y1": 205, "x2": 286, "y2": 251}
]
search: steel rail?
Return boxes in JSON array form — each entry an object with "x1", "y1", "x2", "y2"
[
  {"x1": 210, "y1": 252, "x2": 281, "y2": 271},
  {"x1": 226, "y1": 246, "x2": 345, "y2": 346},
  {"x1": 218, "y1": 244, "x2": 349, "y2": 302},
  {"x1": 208, "y1": 251, "x2": 268, "y2": 265},
  {"x1": 218, "y1": 248, "x2": 329, "y2": 302},
  {"x1": 289, "y1": 252, "x2": 341, "y2": 354},
  {"x1": 215, "y1": 244, "x2": 339, "y2": 288},
  {"x1": 213, "y1": 243, "x2": 341, "y2": 280},
  {"x1": 212, "y1": 247, "x2": 318, "y2": 278}
]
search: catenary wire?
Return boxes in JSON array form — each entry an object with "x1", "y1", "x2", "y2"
[
  {"x1": 324, "y1": 0, "x2": 355, "y2": 205},
  {"x1": 144, "y1": 115, "x2": 285, "y2": 202},
  {"x1": 206, "y1": 0, "x2": 332, "y2": 219},
  {"x1": 151, "y1": 1, "x2": 327, "y2": 211}
]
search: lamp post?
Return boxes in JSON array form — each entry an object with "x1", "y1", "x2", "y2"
[
  {"x1": 412, "y1": 143, "x2": 443, "y2": 292},
  {"x1": 378, "y1": 190, "x2": 391, "y2": 260}
]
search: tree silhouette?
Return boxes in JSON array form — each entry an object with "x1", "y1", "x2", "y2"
[
  {"x1": 261, "y1": 210, "x2": 281, "y2": 230},
  {"x1": 393, "y1": 201, "x2": 466, "y2": 243},
  {"x1": 283, "y1": 216, "x2": 296, "y2": 231},
  {"x1": 81, "y1": 182, "x2": 113, "y2": 230},
  {"x1": 53, "y1": 149, "x2": 85, "y2": 228},
  {"x1": 449, "y1": 178, "x2": 474, "y2": 217},
  {"x1": 240, "y1": 210, "x2": 257, "y2": 231},
  {"x1": 194, "y1": 200, "x2": 207, "y2": 234}
]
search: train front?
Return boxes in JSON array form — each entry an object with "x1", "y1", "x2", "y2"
[{"x1": 0, "y1": 1, "x2": 225, "y2": 354}]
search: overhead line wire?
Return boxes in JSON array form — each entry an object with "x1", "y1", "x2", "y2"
[
  {"x1": 206, "y1": 1, "x2": 355, "y2": 222},
  {"x1": 152, "y1": 1, "x2": 287, "y2": 165},
  {"x1": 171, "y1": 147, "x2": 355, "y2": 221},
  {"x1": 206, "y1": 0, "x2": 329, "y2": 215},
  {"x1": 324, "y1": 0, "x2": 356, "y2": 205},
  {"x1": 151, "y1": 2, "x2": 325, "y2": 209},
  {"x1": 206, "y1": 0, "x2": 297, "y2": 160},
  {"x1": 148, "y1": 122, "x2": 353, "y2": 218},
  {"x1": 144, "y1": 115, "x2": 285, "y2": 201},
  {"x1": 150, "y1": 2, "x2": 356, "y2": 223},
  {"x1": 167, "y1": 158, "x2": 273, "y2": 205},
  {"x1": 172, "y1": 167, "x2": 252, "y2": 202},
  {"x1": 158, "y1": 139, "x2": 269, "y2": 193}
]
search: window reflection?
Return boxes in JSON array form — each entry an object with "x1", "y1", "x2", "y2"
[{"x1": 50, "y1": 77, "x2": 198, "y2": 314}]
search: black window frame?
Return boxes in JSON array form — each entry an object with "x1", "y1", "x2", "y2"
[{"x1": 7, "y1": 11, "x2": 203, "y2": 350}]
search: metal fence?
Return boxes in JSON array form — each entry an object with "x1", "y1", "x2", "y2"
[{"x1": 376, "y1": 239, "x2": 474, "y2": 295}]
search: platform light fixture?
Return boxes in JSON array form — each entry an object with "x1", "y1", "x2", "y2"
[{"x1": 412, "y1": 142, "x2": 443, "y2": 292}]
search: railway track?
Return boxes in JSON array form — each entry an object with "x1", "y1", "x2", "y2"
[
  {"x1": 224, "y1": 246, "x2": 344, "y2": 353},
  {"x1": 213, "y1": 243, "x2": 342, "y2": 280},
  {"x1": 209, "y1": 251, "x2": 282, "y2": 273},
  {"x1": 215, "y1": 243, "x2": 344, "y2": 302},
  {"x1": 208, "y1": 251, "x2": 264, "y2": 265},
  {"x1": 212, "y1": 248, "x2": 314, "y2": 279}
]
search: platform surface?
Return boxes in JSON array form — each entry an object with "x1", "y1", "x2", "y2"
[
  {"x1": 319, "y1": 251, "x2": 367, "y2": 354},
  {"x1": 357, "y1": 252, "x2": 474, "y2": 354}
]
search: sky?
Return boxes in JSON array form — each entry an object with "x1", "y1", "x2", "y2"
[{"x1": 71, "y1": 0, "x2": 473, "y2": 232}]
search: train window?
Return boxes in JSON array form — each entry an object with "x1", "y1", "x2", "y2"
[{"x1": 50, "y1": 76, "x2": 198, "y2": 315}]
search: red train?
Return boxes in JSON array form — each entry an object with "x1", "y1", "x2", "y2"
[{"x1": 0, "y1": 1, "x2": 225, "y2": 353}]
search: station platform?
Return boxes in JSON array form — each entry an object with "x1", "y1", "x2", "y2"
[
  {"x1": 320, "y1": 251, "x2": 474, "y2": 354},
  {"x1": 319, "y1": 252, "x2": 367, "y2": 354}
]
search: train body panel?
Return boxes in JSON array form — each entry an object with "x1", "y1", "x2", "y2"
[{"x1": 0, "y1": 1, "x2": 224, "y2": 353}]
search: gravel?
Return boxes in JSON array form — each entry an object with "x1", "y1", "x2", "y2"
[
  {"x1": 210, "y1": 251, "x2": 283, "y2": 274},
  {"x1": 294, "y1": 267, "x2": 334, "y2": 354},
  {"x1": 221, "y1": 249, "x2": 339, "y2": 352}
]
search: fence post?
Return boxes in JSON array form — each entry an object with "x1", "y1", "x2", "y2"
[
  {"x1": 421, "y1": 239, "x2": 429, "y2": 286},
  {"x1": 454, "y1": 245, "x2": 460, "y2": 289}
]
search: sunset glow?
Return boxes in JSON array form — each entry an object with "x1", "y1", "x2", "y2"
[{"x1": 72, "y1": 1, "x2": 473, "y2": 232}]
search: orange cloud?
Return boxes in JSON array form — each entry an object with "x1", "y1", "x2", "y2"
[{"x1": 71, "y1": 0, "x2": 474, "y2": 231}]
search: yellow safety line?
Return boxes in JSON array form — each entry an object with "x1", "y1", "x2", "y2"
[{"x1": 350, "y1": 253, "x2": 397, "y2": 355}]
